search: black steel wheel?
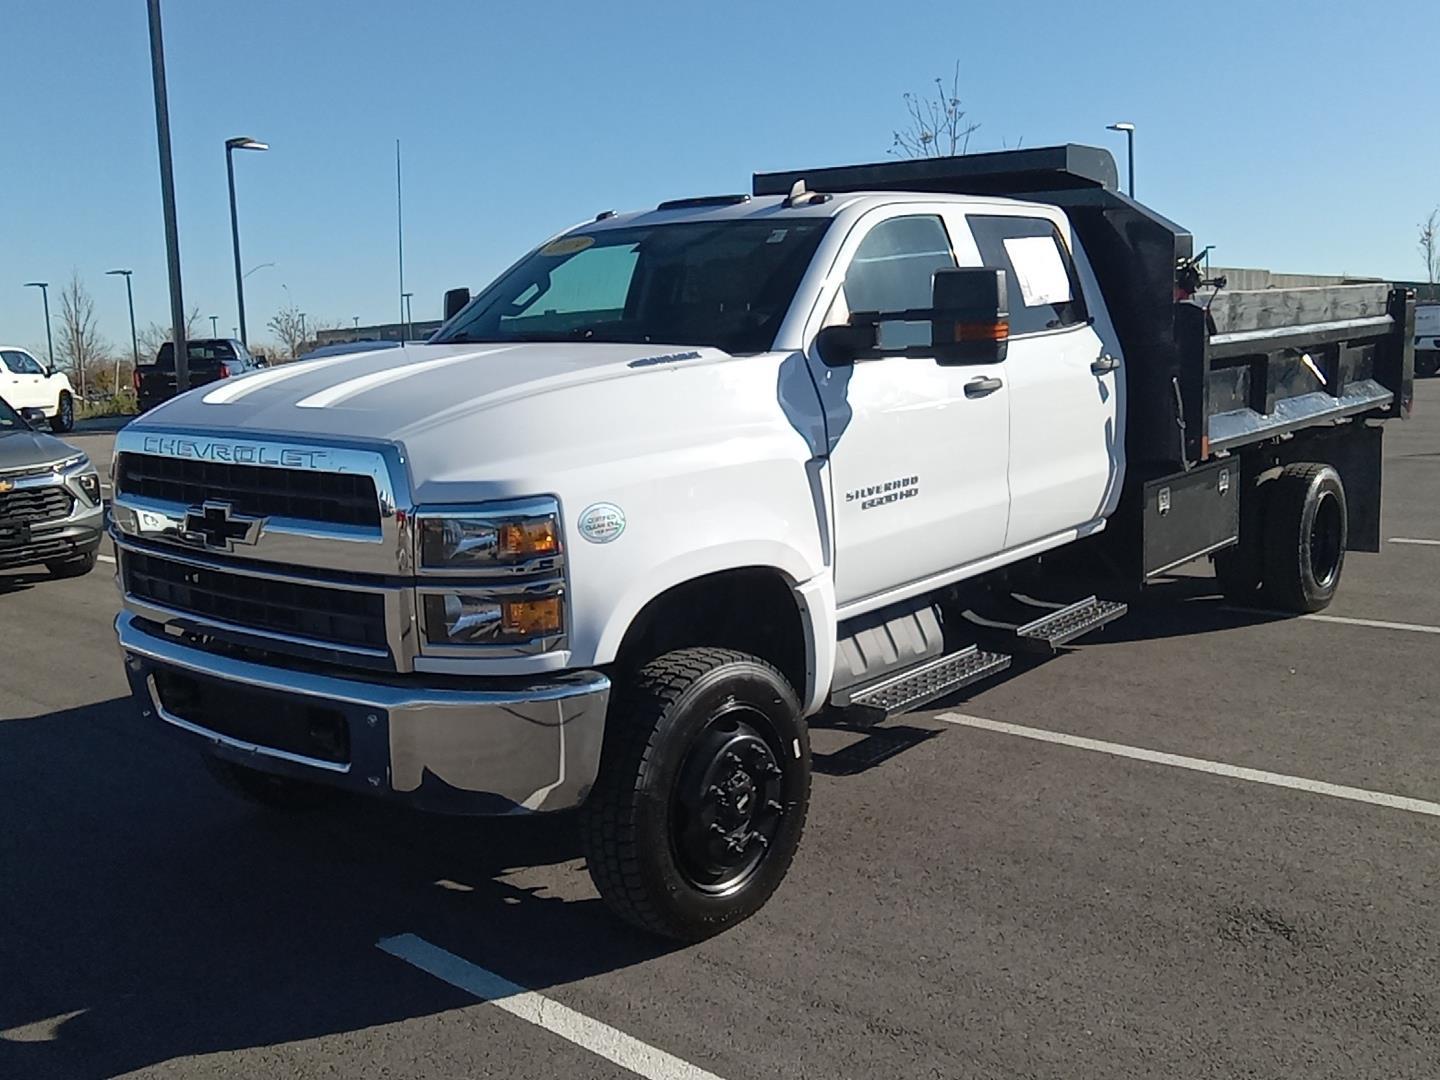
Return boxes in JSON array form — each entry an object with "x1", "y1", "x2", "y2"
[
  {"x1": 1261, "y1": 462, "x2": 1347, "y2": 613},
  {"x1": 581, "y1": 647, "x2": 810, "y2": 941},
  {"x1": 50, "y1": 392, "x2": 74, "y2": 434}
]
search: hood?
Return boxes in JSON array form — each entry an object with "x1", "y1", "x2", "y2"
[
  {"x1": 0, "y1": 426, "x2": 81, "y2": 472},
  {"x1": 133, "y1": 341, "x2": 733, "y2": 444}
]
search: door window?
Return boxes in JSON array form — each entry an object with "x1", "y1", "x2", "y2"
[
  {"x1": 4, "y1": 351, "x2": 44, "y2": 375},
  {"x1": 966, "y1": 215, "x2": 1088, "y2": 336},
  {"x1": 834, "y1": 215, "x2": 955, "y2": 347}
]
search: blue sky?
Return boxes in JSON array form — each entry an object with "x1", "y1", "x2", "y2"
[{"x1": 2, "y1": 0, "x2": 1437, "y2": 356}]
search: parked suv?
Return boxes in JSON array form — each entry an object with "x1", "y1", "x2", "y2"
[
  {"x1": 0, "y1": 347, "x2": 77, "y2": 433},
  {"x1": 134, "y1": 339, "x2": 262, "y2": 411},
  {"x1": 0, "y1": 396, "x2": 103, "y2": 577}
]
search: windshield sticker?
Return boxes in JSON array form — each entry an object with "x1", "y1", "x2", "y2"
[
  {"x1": 766, "y1": 229, "x2": 788, "y2": 244},
  {"x1": 578, "y1": 503, "x2": 626, "y2": 544},
  {"x1": 539, "y1": 235, "x2": 596, "y2": 257}
]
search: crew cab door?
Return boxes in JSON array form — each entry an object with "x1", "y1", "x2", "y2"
[
  {"x1": 1, "y1": 350, "x2": 48, "y2": 411},
  {"x1": 811, "y1": 211, "x2": 1012, "y2": 608},
  {"x1": 961, "y1": 213, "x2": 1121, "y2": 549}
]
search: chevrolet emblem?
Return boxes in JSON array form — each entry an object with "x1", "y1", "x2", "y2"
[
  {"x1": 178, "y1": 500, "x2": 266, "y2": 552},
  {"x1": 0, "y1": 479, "x2": 12, "y2": 494}
]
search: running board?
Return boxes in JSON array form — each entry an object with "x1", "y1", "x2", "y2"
[
  {"x1": 841, "y1": 646, "x2": 1012, "y2": 716},
  {"x1": 1014, "y1": 595, "x2": 1127, "y2": 653}
]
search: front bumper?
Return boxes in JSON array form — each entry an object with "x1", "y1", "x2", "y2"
[
  {"x1": 0, "y1": 504, "x2": 104, "y2": 571},
  {"x1": 115, "y1": 611, "x2": 611, "y2": 814}
]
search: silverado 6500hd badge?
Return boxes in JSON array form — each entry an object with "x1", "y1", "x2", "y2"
[{"x1": 846, "y1": 476, "x2": 919, "y2": 511}]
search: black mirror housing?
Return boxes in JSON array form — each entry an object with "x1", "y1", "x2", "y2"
[
  {"x1": 815, "y1": 323, "x2": 877, "y2": 367},
  {"x1": 443, "y1": 287, "x2": 472, "y2": 321},
  {"x1": 931, "y1": 267, "x2": 1009, "y2": 365}
]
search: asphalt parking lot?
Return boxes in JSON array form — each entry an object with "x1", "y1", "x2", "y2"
[{"x1": 3, "y1": 383, "x2": 1439, "y2": 1080}]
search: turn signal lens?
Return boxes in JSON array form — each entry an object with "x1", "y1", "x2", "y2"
[
  {"x1": 502, "y1": 596, "x2": 563, "y2": 637},
  {"x1": 499, "y1": 519, "x2": 559, "y2": 558},
  {"x1": 952, "y1": 320, "x2": 1009, "y2": 342}
]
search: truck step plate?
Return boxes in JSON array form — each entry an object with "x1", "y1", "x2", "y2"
[
  {"x1": 849, "y1": 646, "x2": 1012, "y2": 716},
  {"x1": 1015, "y1": 596, "x2": 1127, "y2": 651}
]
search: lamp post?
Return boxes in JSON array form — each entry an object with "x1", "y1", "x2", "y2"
[
  {"x1": 299, "y1": 312, "x2": 307, "y2": 352},
  {"x1": 209, "y1": 315, "x2": 219, "y2": 337},
  {"x1": 1106, "y1": 122, "x2": 1135, "y2": 197},
  {"x1": 105, "y1": 269, "x2": 139, "y2": 396},
  {"x1": 402, "y1": 291, "x2": 413, "y2": 341},
  {"x1": 23, "y1": 282, "x2": 54, "y2": 369},
  {"x1": 225, "y1": 135, "x2": 268, "y2": 347},
  {"x1": 147, "y1": 0, "x2": 189, "y2": 393}
]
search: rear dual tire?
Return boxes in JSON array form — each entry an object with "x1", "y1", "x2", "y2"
[
  {"x1": 581, "y1": 647, "x2": 810, "y2": 942},
  {"x1": 49, "y1": 392, "x2": 74, "y2": 434},
  {"x1": 1215, "y1": 462, "x2": 1346, "y2": 614}
]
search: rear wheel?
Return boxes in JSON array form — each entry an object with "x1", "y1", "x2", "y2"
[
  {"x1": 581, "y1": 647, "x2": 810, "y2": 941},
  {"x1": 1261, "y1": 463, "x2": 1347, "y2": 613},
  {"x1": 202, "y1": 755, "x2": 340, "y2": 811},
  {"x1": 50, "y1": 392, "x2": 74, "y2": 434}
]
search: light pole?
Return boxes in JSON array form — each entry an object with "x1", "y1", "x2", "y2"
[
  {"x1": 106, "y1": 269, "x2": 139, "y2": 396},
  {"x1": 210, "y1": 315, "x2": 219, "y2": 337},
  {"x1": 225, "y1": 135, "x2": 268, "y2": 348},
  {"x1": 402, "y1": 291, "x2": 414, "y2": 340},
  {"x1": 352, "y1": 315, "x2": 359, "y2": 329},
  {"x1": 1106, "y1": 122, "x2": 1135, "y2": 198},
  {"x1": 147, "y1": 0, "x2": 189, "y2": 393},
  {"x1": 299, "y1": 312, "x2": 307, "y2": 351},
  {"x1": 23, "y1": 282, "x2": 54, "y2": 369}
]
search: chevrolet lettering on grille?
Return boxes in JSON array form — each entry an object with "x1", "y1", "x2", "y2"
[{"x1": 179, "y1": 501, "x2": 266, "y2": 552}]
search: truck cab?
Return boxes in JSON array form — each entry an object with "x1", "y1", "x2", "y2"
[{"x1": 110, "y1": 146, "x2": 1413, "y2": 942}]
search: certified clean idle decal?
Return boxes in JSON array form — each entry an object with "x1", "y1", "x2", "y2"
[{"x1": 578, "y1": 503, "x2": 626, "y2": 544}]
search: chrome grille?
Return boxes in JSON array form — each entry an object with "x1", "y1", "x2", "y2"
[
  {"x1": 116, "y1": 452, "x2": 380, "y2": 528},
  {"x1": 123, "y1": 549, "x2": 389, "y2": 651}
]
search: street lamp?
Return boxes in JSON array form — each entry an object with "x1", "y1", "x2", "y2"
[
  {"x1": 299, "y1": 312, "x2": 307, "y2": 349},
  {"x1": 105, "y1": 269, "x2": 139, "y2": 396},
  {"x1": 209, "y1": 315, "x2": 218, "y2": 337},
  {"x1": 402, "y1": 291, "x2": 414, "y2": 341},
  {"x1": 225, "y1": 135, "x2": 268, "y2": 347},
  {"x1": 1106, "y1": 122, "x2": 1135, "y2": 198},
  {"x1": 23, "y1": 282, "x2": 54, "y2": 369}
]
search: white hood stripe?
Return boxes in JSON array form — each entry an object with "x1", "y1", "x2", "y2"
[
  {"x1": 295, "y1": 348, "x2": 511, "y2": 409},
  {"x1": 201, "y1": 351, "x2": 374, "y2": 405}
]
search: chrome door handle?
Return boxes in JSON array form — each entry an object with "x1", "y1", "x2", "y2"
[
  {"x1": 1091, "y1": 354, "x2": 1120, "y2": 374},
  {"x1": 965, "y1": 376, "x2": 1004, "y2": 397}
]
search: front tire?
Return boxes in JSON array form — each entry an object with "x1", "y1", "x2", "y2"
[
  {"x1": 581, "y1": 647, "x2": 810, "y2": 942},
  {"x1": 1261, "y1": 463, "x2": 1347, "y2": 613},
  {"x1": 50, "y1": 392, "x2": 74, "y2": 434}
]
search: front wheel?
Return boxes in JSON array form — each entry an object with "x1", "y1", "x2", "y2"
[
  {"x1": 50, "y1": 392, "x2": 74, "y2": 434},
  {"x1": 581, "y1": 648, "x2": 810, "y2": 942}
]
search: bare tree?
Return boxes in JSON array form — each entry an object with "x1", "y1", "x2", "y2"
[
  {"x1": 1421, "y1": 209, "x2": 1440, "y2": 284},
  {"x1": 890, "y1": 61, "x2": 980, "y2": 159},
  {"x1": 267, "y1": 303, "x2": 308, "y2": 359},
  {"x1": 136, "y1": 306, "x2": 203, "y2": 360},
  {"x1": 56, "y1": 272, "x2": 111, "y2": 400}
]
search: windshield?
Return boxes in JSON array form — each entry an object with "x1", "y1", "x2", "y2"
[
  {"x1": 433, "y1": 218, "x2": 831, "y2": 354},
  {"x1": 0, "y1": 397, "x2": 25, "y2": 431}
]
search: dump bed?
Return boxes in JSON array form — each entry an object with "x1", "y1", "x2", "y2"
[{"x1": 754, "y1": 146, "x2": 1415, "y2": 474}]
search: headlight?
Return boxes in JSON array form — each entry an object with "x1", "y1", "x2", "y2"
[
  {"x1": 421, "y1": 590, "x2": 564, "y2": 645},
  {"x1": 77, "y1": 472, "x2": 102, "y2": 504},
  {"x1": 417, "y1": 499, "x2": 561, "y2": 573}
]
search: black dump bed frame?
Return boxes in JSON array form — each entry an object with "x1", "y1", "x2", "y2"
[{"x1": 754, "y1": 146, "x2": 1415, "y2": 475}]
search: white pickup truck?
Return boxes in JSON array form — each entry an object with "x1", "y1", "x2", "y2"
[{"x1": 111, "y1": 146, "x2": 1414, "y2": 941}]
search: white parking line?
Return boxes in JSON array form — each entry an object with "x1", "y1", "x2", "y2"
[
  {"x1": 937, "y1": 713, "x2": 1440, "y2": 818},
  {"x1": 1389, "y1": 537, "x2": 1440, "y2": 547},
  {"x1": 96, "y1": 554, "x2": 115, "y2": 565},
  {"x1": 1218, "y1": 607, "x2": 1440, "y2": 636},
  {"x1": 377, "y1": 934, "x2": 726, "y2": 1080}
]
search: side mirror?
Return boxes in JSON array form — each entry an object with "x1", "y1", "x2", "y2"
[
  {"x1": 443, "y1": 287, "x2": 471, "y2": 321},
  {"x1": 815, "y1": 323, "x2": 877, "y2": 367},
  {"x1": 930, "y1": 267, "x2": 1009, "y2": 365},
  {"x1": 19, "y1": 407, "x2": 48, "y2": 428}
]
